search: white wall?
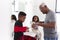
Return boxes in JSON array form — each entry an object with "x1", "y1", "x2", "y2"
[
  {"x1": 0, "y1": 0, "x2": 12, "y2": 40},
  {"x1": 56, "y1": 0, "x2": 60, "y2": 12},
  {"x1": 56, "y1": 14, "x2": 60, "y2": 40}
]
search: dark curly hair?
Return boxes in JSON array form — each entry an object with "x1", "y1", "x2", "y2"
[
  {"x1": 11, "y1": 15, "x2": 17, "y2": 21},
  {"x1": 32, "y1": 15, "x2": 39, "y2": 22}
]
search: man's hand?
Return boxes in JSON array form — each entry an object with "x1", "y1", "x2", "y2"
[
  {"x1": 37, "y1": 23, "x2": 43, "y2": 26},
  {"x1": 37, "y1": 22, "x2": 55, "y2": 28}
]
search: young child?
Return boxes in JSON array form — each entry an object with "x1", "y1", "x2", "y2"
[
  {"x1": 14, "y1": 11, "x2": 29, "y2": 40},
  {"x1": 11, "y1": 15, "x2": 17, "y2": 40},
  {"x1": 31, "y1": 15, "x2": 41, "y2": 40}
]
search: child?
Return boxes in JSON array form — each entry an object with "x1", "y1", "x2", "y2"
[
  {"x1": 11, "y1": 15, "x2": 17, "y2": 40},
  {"x1": 31, "y1": 15, "x2": 41, "y2": 40},
  {"x1": 14, "y1": 11, "x2": 29, "y2": 40}
]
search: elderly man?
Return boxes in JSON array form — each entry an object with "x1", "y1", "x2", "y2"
[{"x1": 32, "y1": 3, "x2": 58, "y2": 40}]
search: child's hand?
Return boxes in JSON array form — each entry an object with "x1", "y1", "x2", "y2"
[
  {"x1": 26, "y1": 29, "x2": 29, "y2": 32},
  {"x1": 32, "y1": 24, "x2": 36, "y2": 28},
  {"x1": 26, "y1": 27, "x2": 29, "y2": 32}
]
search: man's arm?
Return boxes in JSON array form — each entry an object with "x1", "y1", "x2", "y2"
[
  {"x1": 38, "y1": 22, "x2": 55, "y2": 28},
  {"x1": 39, "y1": 21, "x2": 44, "y2": 23}
]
